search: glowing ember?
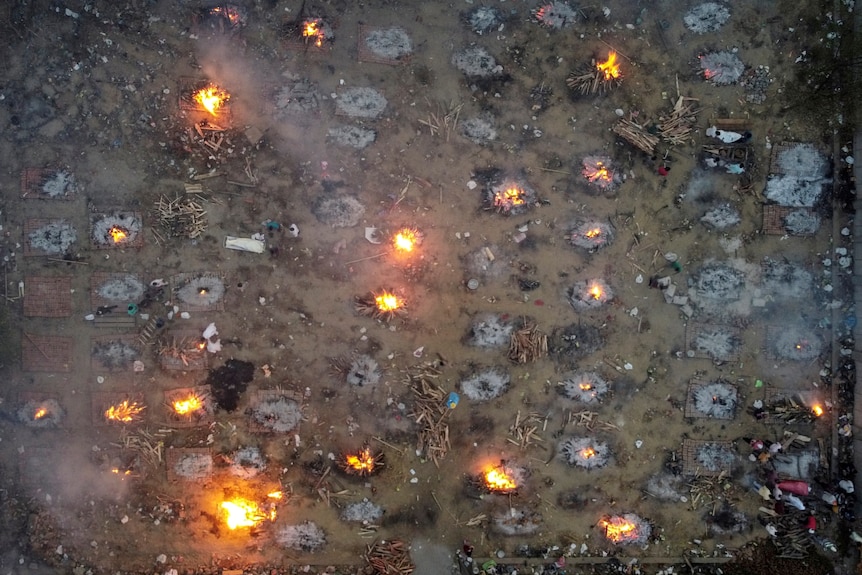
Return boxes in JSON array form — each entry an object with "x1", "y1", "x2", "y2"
[
  {"x1": 812, "y1": 404, "x2": 824, "y2": 417},
  {"x1": 267, "y1": 491, "x2": 283, "y2": 500},
  {"x1": 302, "y1": 19, "x2": 326, "y2": 47},
  {"x1": 221, "y1": 499, "x2": 267, "y2": 530},
  {"x1": 585, "y1": 162, "x2": 612, "y2": 183},
  {"x1": 375, "y1": 292, "x2": 402, "y2": 314},
  {"x1": 108, "y1": 226, "x2": 127, "y2": 243},
  {"x1": 581, "y1": 447, "x2": 596, "y2": 459},
  {"x1": 33, "y1": 407, "x2": 48, "y2": 419},
  {"x1": 193, "y1": 84, "x2": 230, "y2": 117},
  {"x1": 579, "y1": 382, "x2": 593, "y2": 391},
  {"x1": 172, "y1": 394, "x2": 204, "y2": 416},
  {"x1": 597, "y1": 52, "x2": 621, "y2": 81},
  {"x1": 589, "y1": 284, "x2": 603, "y2": 300},
  {"x1": 393, "y1": 228, "x2": 419, "y2": 253},
  {"x1": 104, "y1": 400, "x2": 145, "y2": 423},
  {"x1": 209, "y1": 6, "x2": 242, "y2": 26},
  {"x1": 345, "y1": 448, "x2": 376, "y2": 475},
  {"x1": 601, "y1": 516, "x2": 638, "y2": 543},
  {"x1": 494, "y1": 187, "x2": 526, "y2": 211},
  {"x1": 584, "y1": 228, "x2": 602, "y2": 239},
  {"x1": 484, "y1": 467, "x2": 518, "y2": 493}
]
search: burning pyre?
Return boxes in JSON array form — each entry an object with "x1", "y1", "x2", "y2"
[
  {"x1": 91, "y1": 212, "x2": 142, "y2": 248},
  {"x1": 302, "y1": 18, "x2": 330, "y2": 47},
  {"x1": 196, "y1": 4, "x2": 246, "y2": 33},
  {"x1": 355, "y1": 290, "x2": 406, "y2": 321},
  {"x1": 221, "y1": 492, "x2": 281, "y2": 530},
  {"x1": 392, "y1": 227, "x2": 423, "y2": 254},
  {"x1": 691, "y1": 380, "x2": 738, "y2": 419},
  {"x1": 567, "y1": 52, "x2": 622, "y2": 96},
  {"x1": 166, "y1": 386, "x2": 212, "y2": 425},
  {"x1": 485, "y1": 181, "x2": 537, "y2": 215},
  {"x1": 533, "y1": 2, "x2": 579, "y2": 29},
  {"x1": 568, "y1": 279, "x2": 614, "y2": 310},
  {"x1": 104, "y1": 400, "x2": 146, "y2": 424},
  {"x1": 582, "y1": 155, "x2": 620, "y2": 192},
  {"x1": 599, "y1": 513, "x2": 651, "y2": 545},
  {"x1": 17, "y1": 399, "x2": 64, "y2": 428},
  {"x1": 338, "y1": 446, "x2": 384, "y2": 477},
  {"x1": 282, "y1": 16, "x2": 334, "y2": 48},
  {"x1": 558, "y1": 371, "x2": 609, "y2": 404},
  {"x1": 570, "y1": 221, "x2": 614, "y2": 251},
  {"x1": 480, "y1": 462, "x2": 522, "y2": 494},
  {"x1": 559, "y1": 436, "x2": 611, "y2": 469}
]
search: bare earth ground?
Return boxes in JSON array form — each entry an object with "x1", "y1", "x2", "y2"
[{"x1": 0, "y1": 0, "x2": 853, "y2": 573}]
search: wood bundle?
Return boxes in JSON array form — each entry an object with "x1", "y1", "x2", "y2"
[
  {"x1": 658, "y1": 96, "x2": 701, "y2": 146},
  {"x1": 158, "y1": 336, "x2": 204, "y2": 367},
  {"x1": 771, "y1": 511, "x2": 814, "y2": 559},
  {"x1": 567, "y1": 409, "x2": 620, "y2": 432},
  {"x1": 507, "y1": 410, "x2": 544, "y2": 450},
  {"x1": 365, "y1": 539, "x2": 414, "y2": 575},
  {"x1": 155, "y1": 195, "x2": 208, "y2": 239},
  {"x1": 112, "y1": 429, "x2": 165, "y2": 468},
  {"x1": 612, "y1": 119, "x2": 659, "y2": 155},
  {"x1": 406, "y1": 363, "x2": 451, "y2": 467},
  {"x1": 566, "y1": 65, "x2": 622, "y2": 96},
  {"x1": 191, "y1": 121, "x2": 228, "y2": 154},
  {"x1": 687, "y1": 469, "x2": 731, "y2": 510},
  {"x1": 508, "y1": 321, "x2": 548, "y2": 364},
  {"x1": 762, "y1": 396, "x2": 815, "y2": 424}
]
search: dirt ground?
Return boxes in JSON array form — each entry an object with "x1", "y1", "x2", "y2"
[{"x1": 0, "y1": 0, "x2": 853, "y2": 573}]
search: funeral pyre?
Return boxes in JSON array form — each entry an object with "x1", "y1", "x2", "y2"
[
  {"x1": 355, "y1": 289, "x2": 406, "y2": 321},
  {"x1": 581, "y1": 155, "x2": 620, "y2": 192},
  {"x1": 599, "y1": 513, "x2": 651, "y2": 545},
  {"x1": 570, "y1": 221, "x2": 614, "y2": 251},
  {"x1": 17, "y1": 398, "x2": 64, "y2": 428},
  {"x1": 568, "y1": 279, "x2": 614, "y2": 310},
  {"x1": 91, "y1": 212, "x2": 142, "y2": 248},
  {"x1": 484, "y1": 180, "x2": 538, "y2": 215},
  {"x1": 104, "y1": 400, "x2": 146, "y2": 424},
  {"x1": 690, "y1": 379, "x2": 738, "y2": 419},
  {"x1": 476, "y1": 461, "x2": 523, "y2": 494},
  {"x1": 559, "y1": 436, "x2": 611, "y2": 469},
  {"x1": 391, "y1": 227, "x2": 423, "y2": 254},
  {"x1": 567, "y1": 52, "x2": 622, "y2": 96},
  {"x1": 338, "y1": 445, "x2": 384, "y2": 477},
  {"x1": 166, "y1": 387, "x2": 212, "y2": 424},
  {"x1": 220, "y1": 491, "x2": 282, "y2": 530},
  {"x1": 195, "y1": 4, "x2": 246, "y2": 34},
  {"x1": 558, "y1": 371, "x2": 610, "y2": 404}
]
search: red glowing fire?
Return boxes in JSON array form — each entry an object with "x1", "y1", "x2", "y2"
[
  {"x1": 339, "y1": 446, "x2": 383, "y2": 476},
  {"x1": 108, "y1": 226, "x2": 128, "y2": 243},
  {"x1": 33, "y1": 407, "x2": 48, "y2": 419},
  {"x1": 812, "y1": 404, "x2": 824, "y2": 417},
  {"x1": 221, "y1": 498, "x2": 266, "y2": 529},
  {"x1": 209, "y1": 5, "x2": 242, "y2": 26},
  {"x1": 597, "y1": 52, "x2": 621, "y2": 81},
  {"x1": 302, "y1": 19, "x2": 326, "y2": 47},
  {"x1": 494, "y1": 187, "x2": 526, "y2": 212},
  {"x1": 104, "y1": 400, "x2": 145, "y2": 423},
  {"x1": 484, "y1": 466, "x2": 518, "y2": 493},
  {"x1": 600, "y1": 516, "x2": 638, "y2": 543},
  {"x1": 584, "y1": 162, "x2": 612, "y2": 183},
  {"x1": 375, "y1": 291, "x2": 403, "y2": 314},
  {"x1": 579, "y1": 382, "x2": 593, "y2": 391},
  {"x1": 193, "y1": 84, "x2": 230, "y2": 116},
  {"x1": 172, "y1": 394, "x2": 204, "y2": 416},
  {"x1": 393, "y1": 228, "x2": 420, "y2": 253},
  {"x1": 588, "y1": 283, "x2": 603, "y2": 300},
  {"x1": 580, "y1": 447, "x2": 597, "y2": 459}
]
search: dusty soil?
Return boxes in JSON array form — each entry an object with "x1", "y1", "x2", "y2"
[{"x1": 0, "y1": 0, "x2": 851, "y2": 573}]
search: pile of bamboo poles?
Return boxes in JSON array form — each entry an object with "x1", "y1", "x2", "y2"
[
  {"x1": 507, "y1": 410, "x2": 545, "y2": 450},
  {"x1": 406, "y1": 363, "x2": 451, "y2": 467},
  {"x1": 612, "y1": 118, "x2": 659, "y2": 155},
  {"x1": 566, "y1": 409, "x2": 620, "y2": 432},
  {"x1": 155, "y1": 195, "x2": 208, "y2": 239},
  {"x1": 365, "y1": 539, "x2": 414, "y2": 575},
  {"x1": 566, "y1": 64, "x2": 622, "y2": 96},
  {"x1": 687, "y1": 470, "x2": 731, "y2": 510},
  {"x1": 657, "y1": 96, "x2": 701, "y2": 146},
  {"x1": 763, "y1": 396, "x2": 816, "y2": 424},
  {"x1": 508, "y1": 321, "x2": 548, "y2": 364},
  {"x1": 112, "y1": 429, "x2": 164, "y2": 468},
  {"x1": 158, "y1": 336, "x2": 205, "y2": 368},
  {"x1": 770, "y1": 511, "x2": 814, "y2": 559},
  {"x1": 191, "y1": 121, "x2": 228, "y2": 154}
]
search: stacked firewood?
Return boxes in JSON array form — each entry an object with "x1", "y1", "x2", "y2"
[
  {"x1": 566, "y1": 64, "x2": 622, "y2": 96},
  {"x1": 508, "y1": 322, "x2": 548, "y2": 364},
  {"x1": 365, "y1": 539, "x2": 414, "y2": 575},
  {"x1": 507, "y1": 410, "x2": 544, "y2": 449},
  {"x1": 155, "y1": 195, "x2": 208, "y2": 239},
  {"x1": 658, "y1": 96, "x2": 701, "y2": 146},
  {"x1": 612, "y1": 119, "x2": 659, "y2": 155},
  {"x1": 406, "y1": 363, "x2": 451, "y2": 467}
]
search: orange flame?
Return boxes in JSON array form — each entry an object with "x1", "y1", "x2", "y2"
[
  {"x1": 34, "y1": 407, "x2": 48, "y2": 419},
  {"x1": 108, "y1": 226, "x2": 127, "y2": 243},
  {"x1": 494, "y1": 187, "x2": 526, "y2": 209},
  {"x1": 209, "y1": 6, "x2": 241, "y2": 26},
  {"x1": 484, "y1": 467, "x2": 518, "y2": 493},
  {"x1": 302, "y1": 19, "x2": 325, "y2": 47},
  {"x1": 193, "y1": 84, "x2": 230, "y2": 116},
  {"x1": 581, "y1": 447, "x2": 596, "y2": 459},
  {"x1": 579, "y1": 382, "x2": 593, "y2": 391},
  {"x1": 104, "y1": 400, "x2": 145, "y2": 423},
  {"x1": 110, "y1": 468, "x2": 132, "y2": 478},
  {"x1": 267, "y1": 491, "x2": 283, "y2": 500},
  {"x1": 584, "y1": 228, "x2": 602, "y2": 239},
  {"x1": 585, "y1": 163, "x2": 612, "y2": 183},
  {"x1": 221, "y1": 499, "x2": 266, "y2": 530},
  {"x1": 393, "y1": 228, "x2": 418, "y2": 253},
  {"x1": 345, "y1": 448, "x2": 376, "y2": 475},
  {"x1": 601, "y1": 517, "x2": 638, "y2": 542},
  {"x1": 597, "y1": 52, "x2": 621, "y2": 81},
  {"x1": 375, "y1": 291, "x2": 402, "y2": 313},
  {"x1": 812, "y1": 404, "x2": 824, "y2": 417},
  {"x1": 589, "y1": 284, "x2": 603, "y2": 300},
  {"x1": 172, "y1": 394, "x2": 203, "y2": 416}
]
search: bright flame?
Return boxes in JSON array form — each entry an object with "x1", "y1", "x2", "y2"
[
  {"x1": 108, "y1": 227, "x2": 127, "y2": 243},
  {"x1": 601, "y1": 517, "x2": 638, "y2": 543},
  {"x1": 494, "y1": 187, "x2": 526, "y2": 209},
  {"x1": 584, "y1": 228, "x2": 602, "y2": 239},
  {"x1": 34, "y1": 407, "x2": 48, "y2": 419},
  {"x1": 197, "y1": 340, "x2": 207, "y2": 350},
  {"x1": 484, "y1": 467, "x2": 518, "y2": 492},
  {"x1": 585, "y1": 163, "x2": 612, "y2": 183},
  {"x1": 393, "y1": 229, "x2": 418, "y2": 253},
  {"x1": 580, "y1": 447, "x2": 596, "y2": 459},
  {"x1": 597, "y1": 52, "x2": 621, "y2": 81},
  {"x1": 172, "y1": 394, "x2": 203, "y2": 416},
  {"x1": 221, "y1": 499, "x2": 266, "y2": 530},
  {"x1": 579, "y1": 382, "x2": 593, "y2": 391},
  {"x1": 104, "y1": 400, "x2": 145, "y2": 423},
  {"x1": 302, "y1": 19, "x2": 325, "y2": 47},
  {"x1": 589, "y1": 284, "x2": 603, "y2": 300},
  {"x1": 345, "y1": 448, "x2": 376, "y2": 475},
  {"x1": 209, "y1": 6, "x2": 241, "y2": 25},
  {"x1": 267, "y1": 491, "x2": 283, "y2": 500},
  {"x1": 110, "y1": 468, "x2": 131, "y2": 477},
  {"x1": 375, "y1": 292, "x2": 402, "y2": 313},
  {"x1": 812, "y1": 404, "x2": 824, "y2": 417},
  {"x1": 193, "y1": 84, "x2": 230, "y2": 116}
]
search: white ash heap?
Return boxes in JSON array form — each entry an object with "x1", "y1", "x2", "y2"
[
  {"x1": 773, "y1": 327, "x2": 822, "y2": 361},
  {"x1": 765, "y1": 143, "x2": 830, "y2": 207},
  {"x1": 557, "y1": 371, "x2": 609, "y2": 404},
  {"x1": 493, "y1": 507, "x2": 542, "y2": 536},
  {"x1": 41, "y1": 170, "x2": 77, "y2": 197},
  {"x1": 228, "y1": 446, "x2": 266, "y2": 478},
  {"x1": 173, "y1": 451, "x2": 213, "y2": 479},
  {"x1": 346, "y1": 355, "x2": 381, "y2": 387},
  {"x1": 176, "y1": 275, "x2": 225, "y2": 307},
  {"x1": 364, "y1": 27, "x2": 413, "y2": 61},
  {"x1": 97, "y1": 274, "x2": 144, "y2": 302},
  {"x1": 692, "y1": 327, "x2": 739, "y2": 361},
  {"x1": 249, "y1": 397, "x2": 302, "y2": 433},
  {"x1": 559, "y1": 436, "x2": 611, "y2": 469},
  {"x1": 28, "y1": 221, "x2": 77, "y2": 254},
  {"x1": 341, "y1": 499, "x2": 384, "y2": 523},
  {"x1": 466, "y1": 313, "x2": 513, "y2": 348},
  {"x1": 17, "y1": 399, "x2": 64, "y2": 428},
  {"x1": 91, "y1": 213, "x2": 142, "y2": 245},
  {"x1": 274, "y1": 521, "x2": 326, "y2": 551},
  {"x1": 336, "y1": 87, "x2": 387, "y2": 119},
  {"x1": 695, "y1": 442, "x2": 736, "y2": 472},
  {"x1": 460, "y1": 367, "x2": 510, "y2": 401},
  {"x1": 692, "y1": 381, "x2": 738, "y2": 419},
  {"x1": 684, "y1": 2, "x2": 730, "y2": 34},
  {"x1": 533, "y1": 2, "x2": 579, "y2": 29}
]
